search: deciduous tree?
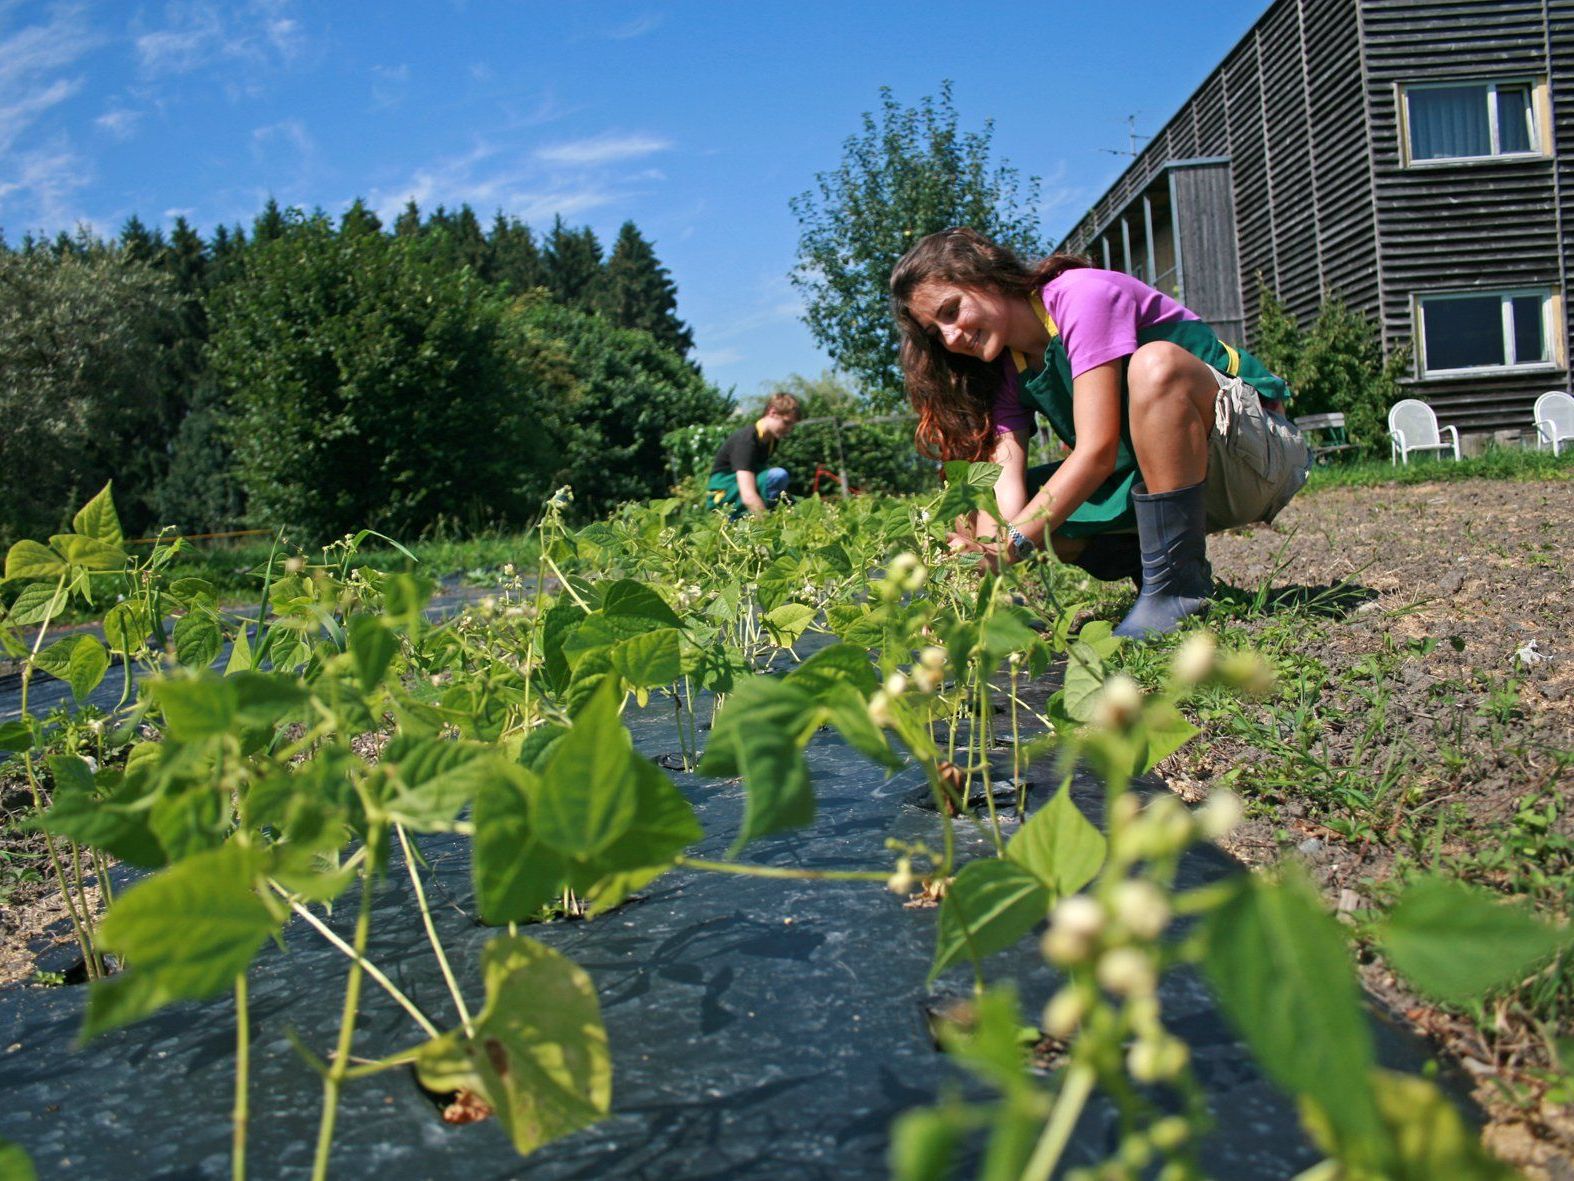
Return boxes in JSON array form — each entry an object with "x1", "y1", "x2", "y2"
[{"x1": 790, "y1": 82, "x2": 1043, "y2": 407}]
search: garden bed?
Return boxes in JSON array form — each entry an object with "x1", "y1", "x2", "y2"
[{"x1": 1151, "y1": 476, "x2": 1573, "y2": 1178}]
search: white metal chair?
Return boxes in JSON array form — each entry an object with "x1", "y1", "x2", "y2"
[
  {"x1": 1533, "y1": 390, "x2": 1574, "y2": 456},
  {"x1": 1388, "y1": 398, "x2": 1460, "y2": 465}
]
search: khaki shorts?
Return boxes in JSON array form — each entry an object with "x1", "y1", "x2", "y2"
[{"x1": 1203, "y1": 366, "x2": 1310, "y2": 531}]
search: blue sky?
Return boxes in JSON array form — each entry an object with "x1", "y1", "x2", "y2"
[{"x1": 0, "y1": 0, "x2": 1271, "y2": 401}]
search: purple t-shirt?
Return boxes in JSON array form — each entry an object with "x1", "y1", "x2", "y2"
[{"x1": 993, "y1": 268, "x2": 1199, "y2": 436}]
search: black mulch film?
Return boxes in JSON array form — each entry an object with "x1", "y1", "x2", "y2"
[{"x1": 0, "y1": 637, "x2": 1463, "y2": 1179}]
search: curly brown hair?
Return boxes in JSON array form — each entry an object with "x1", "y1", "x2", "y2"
[{"x1": 889, "y1": 228, "x2": 1088, "y2": 461}]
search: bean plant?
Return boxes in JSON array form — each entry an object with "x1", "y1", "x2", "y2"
[{"x1": 0, "y1": 471, "x2": 1565, "y2": 1181}]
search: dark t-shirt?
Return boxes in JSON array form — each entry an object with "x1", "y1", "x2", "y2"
[{"x1": 710, "y1": 423, "x2": 775, "y2": 476}]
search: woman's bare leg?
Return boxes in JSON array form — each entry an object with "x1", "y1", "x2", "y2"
[{"x1": 1124, "y1": 342, "x2": 1219, "y2": 493}]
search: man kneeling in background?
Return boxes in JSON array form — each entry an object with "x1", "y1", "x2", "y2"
[{"x1": 706, "y1": 392, "x2": 802, "y2": 517}]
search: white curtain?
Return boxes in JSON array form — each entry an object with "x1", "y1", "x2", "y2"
[{"x1": 1409, "y1": 86, "x2": 1489, "y2": 159}]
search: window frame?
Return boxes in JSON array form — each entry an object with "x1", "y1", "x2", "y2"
[
  {"x1": 1398, "y1": 77, "x2": 1549, "y2": 167},
  {"x1": 1413, "y1": 287, "x2": 1563, "y2": 379}
]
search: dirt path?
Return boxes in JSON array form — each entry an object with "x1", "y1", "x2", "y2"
[{"x1": 1164, "y1": 476, "x2": 1574, "y2": 1178}]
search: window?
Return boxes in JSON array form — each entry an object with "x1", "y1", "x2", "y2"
[
  {"x1": 1417, "y1": 289, "x2": 1556, "y2": 375},
  {"x1": 1403, "y1": 80, "x2": 1543, "y2": 163}
]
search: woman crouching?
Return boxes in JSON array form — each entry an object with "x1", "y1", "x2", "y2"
[{"x1": 890, "y1": 227, "x2": 1310, "y2": 640}]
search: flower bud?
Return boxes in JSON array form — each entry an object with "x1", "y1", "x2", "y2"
[
  {"x1": 883, "y1": 671, "x2": 908, "y2": 698},
  {"x1": 1127, "y1": 1035, "x2": 1188, "y2": 1082},
  {"x1": 886, "y1": 858, "x2": 915, "y2": 896},
  {"x1": 1096, "y1": 947, "x2": 1156, "y2": 997},
  {"x1": 888, "y1": 551, "x2": 920, "y2": 583},
  {"x1": 1110, "y1": 880, "x2": 1171, "y2": 941},
  {"x1": 911, "y1": 665, "x2": 942, "y2": 694},
  {"x1": 1042, "y1": 895, "x2": 1105, "y2": 966},
  {"x1": 1092, "y1": 674, "x2": 1144, "y2": 730},
  {"x1": 1171, "y1": 631, "x2": 1217, "y2": 686},
  {"x1": 1220, "y1": 650, "x2": 1275, "y2": 695},
  {"x1": 1197, "y1": 790, "x2": 1244, "y2": 839},
  {"x1": 919, "y1": 645, "x2": 948, "y2": 671},
  {"x1": 1040, "y1": 987, "x2": 1089, "y2": 1038},
  {"x1": 284, "y1": 556, "x2": 307, "y2": 575},
  {"x1": 1148, "y1": 1116, "x2": 1190, "y2": 1152},
  {"x1": 867, "y1": 690, "x2": 894, "y2": 729}
]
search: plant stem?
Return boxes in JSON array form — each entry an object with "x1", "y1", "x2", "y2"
[
  {"x1": 675, "y1": 855, "x2": 887, "y2": 883},
  {"x1": 310, "y1": 829, "x2": 381, "y2": 1181},
  {"x1": 395, "y1": 824, "x2": 474, "y2": 1038},
  {"x1": 1020, "y1": 1062, "x2": 1096, "y2": 1181},
  {"x1": 270, "y1": 885, "x2": 439, "y2": 1040},
  {"x1": 233, "y1": 972, "x2": 249, "y2": 1181}
]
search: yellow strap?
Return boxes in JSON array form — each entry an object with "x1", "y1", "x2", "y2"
[
  {"x1": 1028, "y1": 296, "x2": 1060, "y2": 339},
  {"x1": 1010, "y1": 349, "x2": 1029, "y2": 374},
  {"x1": 1221, "y1": 342, "x2": 1241, "y2": 377}
]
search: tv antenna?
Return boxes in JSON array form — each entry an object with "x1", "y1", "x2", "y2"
[{"x1": 1099, "y1": 114, "x2": 1151, "y2": 159}]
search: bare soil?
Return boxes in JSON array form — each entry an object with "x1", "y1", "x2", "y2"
[{"x1": 1163, "y1": 477, "x2": 1574, "y2": 1179}]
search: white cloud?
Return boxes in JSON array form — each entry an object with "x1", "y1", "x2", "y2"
[
  {"x1": 95, "y1": 106, "x2": 142, "y2": 140},
  {"x1": 0, "y1": 140, "x2": 92, "y2": 230},
  {"x1": 367, "y1": 139, "x2": 618, "y2": 226},
  {"x1": 469, "y1": 62, "x2": 493, "y2": 83},
  {"x1": 536, "y1": 132, "x2": 672, "y2": 167},
  {"x1": 134, "y1": 1, "x2": 307, "y2": 80},
  {"x1": 698, "y1": 275, "x2": 804, "y2": 343},
  {"x1": 252, "y1": 118, "x2": 313, "y2": 159},
  {"x1": 692, "y1": 346, "x2": 744, "y2": 370},
  {"x1": 370, "y1": 62, "x2": 410, "y2": 110},
  {"x1": 0, "y1": 5, "x2": 97, "y2": 156},
  {"x1": 605, "y1": 14, "x2": 663, "y2": 39}
]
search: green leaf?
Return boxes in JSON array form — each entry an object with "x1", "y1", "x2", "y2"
[
  {"x1": 573, "y1": 757, "x2": 701, "y2": 914},
  {"x1": 413, "y1": 935, "x2": 611, "y2": 1156},
  {"x1": 1202, "y1": 872, "x2": 1384, "y2": 1163},
  {"x1": 539, "y1": 600, "x2": 588, "y2": 693},
  {"x1": 348, "y1": 614, "x2": 398, "y2": 691},
  {"x1": 696, "y1": 677, "x2": 818, "y2": 853},
  {"x1": 41, "y1": 769, "x2": 165, "y2": 868},
  {"x1": 930, "y1": 858, "x2": 1052, "y2": 982},
  {"x1": 173, "y1": 612, "x2": 223, "y2": 669},
  {"x1": 1137, "y1": 702, "x2": 1200, "y2": 772},
  {"x1": 49, "y1": 533, "x2": 125, "y2": 572},
  {"x1": 1301, "y1": 1070, "x2": 1518, "y2": 1181},
  {"x1": 149, "y1": 675, "x2": 237, "y2": 740},
  {"x1": 933, "y1": 460, "x2": 1002, "y2": 523},
  {"x1": 600, "y1": 579, "x2": 683, "y2": 630},
  {"x1": 979, "y1": 609, "x2": 1040, "y2": 666},
  {"x1": 382, "y1": 736, "x2": 498, "y2": 829},
  {"x1": 103, "y1": 600, "x2": 151, "y2": 656},
  {"x1": 85, "y1": 844, "x2": 277, "y2": 1038},
  {"x1": 818, "y1": 682, "x2": 903, "y2": 770},
  {"x1": 889, "y1": 1107, "x2": 963, "y2": 1181},
  {"x1": 0, "y1": 719, "x2": 33, "y2": 753},
  {"x1": 3, "y1": 539, "x2": 66, "y2": 583},
  {"x1": 1378, "y1": 876, "x2": 1569, "y2": 1004},
  {"x1": 230, "y1": 671, "x2": 309, "y2": 730},
  {"x1": 785, "y1": 641, "x2": 878, "y2": 696},
  {"x1": 224, "y1": 622, "x2": 254, "y2": 674},
  {"x1": 472, "y1": 764, "x2": 567, "y2": 924},
  {"x1": 763, "y1": 602, "x2": 816, "y2": 647},
  {"x1": 64, "y1": 635, "x2": 109, "y2": 701},
  {"x1": 5, "y1": 581, "x2": 67, "y2": 627},
  {"x1": 1006, "y1": 784, "x2": 1106, "y2": 896},
  {"x1": 72, "y1": 483, "x2": 123, "y2": 546},
  {"x1": 609, "y1": 627, "x2": 683, "y2": 689},
  {"x1": 0, "y1": 1134, "x2": 38, "y2": 1181},
  {"x1": 535, "y1": 683, "x2": 639, "y2": 857},
  {"x1": 1060, "y1": 643, "x2": 1106, "y2": 723}
]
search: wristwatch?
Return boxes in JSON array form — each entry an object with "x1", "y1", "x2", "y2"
[{"x1": 1006, "y1": 525, "x2": 1037, "y2": 560}]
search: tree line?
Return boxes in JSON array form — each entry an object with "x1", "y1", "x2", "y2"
[{"x1": 0, "y1": 199, "x2": 725, "y2": 548}]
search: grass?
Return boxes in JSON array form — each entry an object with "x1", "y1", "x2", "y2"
[{"x1": 1306, "y1": 444, "x2": 1574, "y2": 491}]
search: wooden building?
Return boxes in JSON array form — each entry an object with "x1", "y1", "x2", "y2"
[{"x1": 1056, "y1": 0, "x2": 1573, "y2": 436}]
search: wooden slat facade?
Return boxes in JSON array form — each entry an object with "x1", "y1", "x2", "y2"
[{"x1": 1058, "y1": 0, "x2": 1574, "y2": 435}]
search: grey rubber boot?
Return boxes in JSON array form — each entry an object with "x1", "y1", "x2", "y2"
[
  {"x1": 1112, "y1": 480, "x2": 1212, "y2": 640},
  {"x1": 1072, "y1": 532, "x2": 1143, "y2": 589}
]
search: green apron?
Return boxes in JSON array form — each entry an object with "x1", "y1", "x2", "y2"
[{"x1": 1012, "y1": 304, "x2": 1289, "y2": 538}]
